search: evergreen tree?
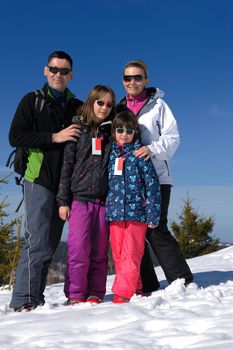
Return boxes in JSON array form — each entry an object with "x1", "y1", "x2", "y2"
[
  {"x1": 0, "y1": 175, "x2": 21, "y2": 287},
  {"x1": 171, "y1": 195, "x2": 220, "y2": 258}
]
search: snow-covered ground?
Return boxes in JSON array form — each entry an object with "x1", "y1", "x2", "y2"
[{"x1": 1, "y1": 246, "x2": 233, "y2": 350}]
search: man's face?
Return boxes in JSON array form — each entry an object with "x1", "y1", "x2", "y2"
[{"x1": 44, "y1": 57, "x2": 73, "y2": 92}]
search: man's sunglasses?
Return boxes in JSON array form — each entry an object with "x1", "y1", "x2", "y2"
[
  {"x1": 123, "y1": 75, "x2": 144, "y2": 82},
  {"x1": 47, "y1": 66, "x2": 71, "y2": 75},
  {"x1": 96, "y1": 100, "x2": 113, "y2": 108},
  {"x1": 116, "y1": 128, "x2": 135, "y2": 135}
]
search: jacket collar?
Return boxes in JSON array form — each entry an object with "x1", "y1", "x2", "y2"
[
  {"x1": 118, "y1": 87, "x2": 164, "y2": 106},
  {"x1": 112, "y1": 140, "x2": 141, "y2": 155},
  {"x1": 42, "y1": 83, "x2": 75, "y2": 102}
]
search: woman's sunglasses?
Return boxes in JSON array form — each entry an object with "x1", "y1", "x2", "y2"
[
  {"x1": 116, "y1": 128, "x2": 135, "y2": 135},
  {"x1": 96, "y1": 100, "x2": 113, "y2": 108},
  {"x1": 123, "y1": 75, "x2": 144, "y2": 82}
]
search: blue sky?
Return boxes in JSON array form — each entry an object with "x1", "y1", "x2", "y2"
[{"x1": 0, "y1": 0, "x2": 232, "y2": 242}]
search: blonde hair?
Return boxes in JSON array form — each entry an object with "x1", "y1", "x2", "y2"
[{"x1": 123, "y1": 59, "x2": 148, "y2": 78}]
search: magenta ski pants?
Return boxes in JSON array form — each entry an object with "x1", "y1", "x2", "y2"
[{"x1": 64, "y1": 199, "x2": 109, "y2": 300}]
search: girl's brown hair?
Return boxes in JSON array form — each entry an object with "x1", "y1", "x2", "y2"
[
  {"x1": 112, "y1": 111, "x2": 140, "y2": 142},
  {"x1": 81, "y1": 85, "x2": 116, "y2": 126}
]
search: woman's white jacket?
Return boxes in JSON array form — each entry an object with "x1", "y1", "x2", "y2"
[{"x1": 118, "y1": 87, "x2": 180, "y2": 185}]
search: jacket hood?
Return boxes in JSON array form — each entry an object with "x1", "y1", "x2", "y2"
[{"x1": 147, "y1": 87, "x2": 165, "y2": 100}]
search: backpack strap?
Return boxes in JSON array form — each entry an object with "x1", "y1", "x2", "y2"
[
  {"x1": 14, "y1": 176, "x2": 24, "y2": 212},
  {"x1": 5, "y1": 149, "x2": 16, "y2": 168},
  {"x1": 35, "y1": 89, "x2": 46, "y2": 116},
  {"x1": 6, "y1": 149, "x2": 26, "y2": 212}
]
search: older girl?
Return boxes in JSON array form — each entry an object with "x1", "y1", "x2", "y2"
[{"x1": 57, "y1": 85, "x2": 115, "y2": 305}]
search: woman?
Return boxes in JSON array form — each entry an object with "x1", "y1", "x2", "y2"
[{"x1": 117, "y1": 60, "x2": 193, "y2": 293}]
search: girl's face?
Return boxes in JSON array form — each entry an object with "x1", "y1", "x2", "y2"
[
  {"x1": 123, "y1": 66, "x2": 148, "y2": 97},
  {"x1": 93, "y1": 92, "x2": 113, "y2": 122},
  {"x1": 115, "y1": 126, "x2": 135, "y2": 144}
]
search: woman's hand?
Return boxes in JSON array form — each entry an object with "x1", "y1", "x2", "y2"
[
  {"x1": 135, "y1": 146, "x2": 152, "y2": 160},
  {"x1": 59, "y1": 206, "x2": 70, "y2": 221}
]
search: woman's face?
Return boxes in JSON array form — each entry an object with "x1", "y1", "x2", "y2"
[
  {"x1": 123, "y1": 66, "x2": 148, "y2": 97},
  {"x1": 93, "y1": 92, "x2": 113, "y2": 122}
]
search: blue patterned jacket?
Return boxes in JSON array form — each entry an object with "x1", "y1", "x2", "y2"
[{"x1": 106, "y1": 141, "x2": 161, "y2": 225}]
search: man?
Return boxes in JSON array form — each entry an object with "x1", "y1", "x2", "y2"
[{"x1": 9, "y1": 51, "x2": 83, "y2": 311}]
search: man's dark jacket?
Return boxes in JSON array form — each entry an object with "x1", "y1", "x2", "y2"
[{"x1": 9, "y1": 83, "x2": 83, "y2": 193}]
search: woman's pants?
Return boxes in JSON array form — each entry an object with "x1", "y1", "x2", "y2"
[{"x1": 140, "y1": 185, "x2": 193, "y2": 292}]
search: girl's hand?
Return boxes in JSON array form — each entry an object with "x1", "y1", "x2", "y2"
[
  {"x1": 135, "y1": 146, "x2": 152, "y2": 160},
  {"x1": 59, "y1": 206, "x2": 70, "y2": 221}
]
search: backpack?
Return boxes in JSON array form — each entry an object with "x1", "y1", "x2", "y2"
[{"x1": 6, "y1": 89, "x2": 46, "y2": 212}]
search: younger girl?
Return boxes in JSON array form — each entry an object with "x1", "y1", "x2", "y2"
[
  {"x1": 57, "y1": 85, "x2": 115, "y2": 305},
  {"x1": 106, "y1": 111, "x2": 161, "y2": 303}
]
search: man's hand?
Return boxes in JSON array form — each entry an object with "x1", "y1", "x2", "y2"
[
  {"x1": 135, "y1": 146, "x2": 152, "y2": 160},
  {"x1": 52, "y1": 124, "x2": 81, "y2": 143},
  {"x1": 59, "y1": 206, "x2": 70, "y2": 221}
]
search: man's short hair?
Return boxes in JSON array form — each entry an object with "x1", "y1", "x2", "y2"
[{"x1": 47, "y1": 51, "x2": 73, "y2": 69}]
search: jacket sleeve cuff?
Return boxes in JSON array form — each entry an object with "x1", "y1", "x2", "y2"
[{"x1": 147, "y1": 145, "x2": 157, "y2": 158}]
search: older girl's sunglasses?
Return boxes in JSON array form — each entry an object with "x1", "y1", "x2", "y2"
[
  {"x1": 116, "y1": 128, "x2": 135, "y2": 135},
  {"x1": 96, "y1": 100, "x2": 113, "y2": 108}
]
